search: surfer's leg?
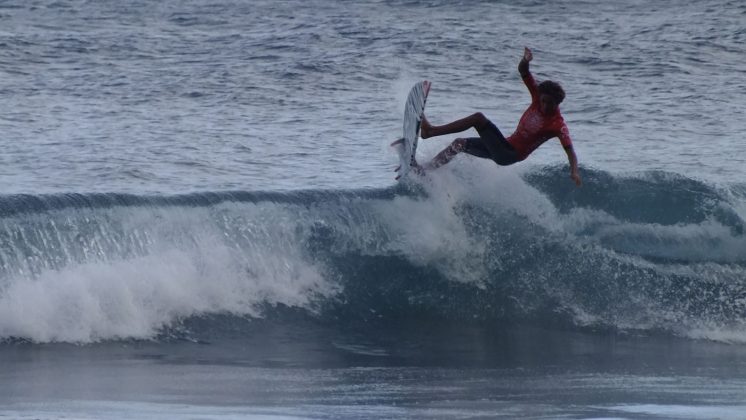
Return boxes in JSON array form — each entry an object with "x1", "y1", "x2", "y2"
[
  {"x1": 421, "y1": 112, "x2": 491, "y2": 139},
  {"x1": 474, "y1": 120, "x2": 520, "y2": 166},
  {"x1": 424, "y1": 138, "x2": 468, "y2": 169}
]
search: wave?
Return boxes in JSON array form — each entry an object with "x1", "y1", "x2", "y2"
[{"x1": 1, "y1": 165, "x2": 745, "y2": 344}]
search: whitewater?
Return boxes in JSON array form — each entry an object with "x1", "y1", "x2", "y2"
[{"x1": 1, "y1": 0, "x2": 746, "y2": 418}]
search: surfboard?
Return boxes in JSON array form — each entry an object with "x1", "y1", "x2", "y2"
[{"x1": 391, "y1": 80, "x2": 431, "y2": 180}]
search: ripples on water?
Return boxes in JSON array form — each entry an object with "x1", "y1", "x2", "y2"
[{"x1": 0, "y1": 0, "x2": 744, "y2": 193}]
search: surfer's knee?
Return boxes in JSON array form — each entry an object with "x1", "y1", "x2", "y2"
[{"x1": 472, "y1": 112, "x2": 489, "y2": 129}]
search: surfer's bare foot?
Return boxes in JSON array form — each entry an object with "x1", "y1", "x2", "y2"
[{"x1": 420, "y1": 115, "x2": 432, "y2": 139}]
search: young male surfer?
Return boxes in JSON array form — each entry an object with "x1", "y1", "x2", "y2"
[{"x1": 420, "y1": 47, "x2": 582, "y2": 186}]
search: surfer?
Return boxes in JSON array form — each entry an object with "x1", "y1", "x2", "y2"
[{"x1": 420, "y1": 47, "x2": 582, "y2": 186}]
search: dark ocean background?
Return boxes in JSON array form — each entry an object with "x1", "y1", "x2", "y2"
[{"x1": 1, "y1": 0, "x2": 746, "y2": 418}]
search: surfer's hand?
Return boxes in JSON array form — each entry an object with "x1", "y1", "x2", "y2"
[
  {"x1": 523, "y1": 47, "x2": 533, "y2": 63},
  {"x1": 571, "y1": 170, "x2": 582, "y2": 187}
]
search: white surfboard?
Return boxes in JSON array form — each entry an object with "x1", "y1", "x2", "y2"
[{"x1": 392, "y1": 80, "x2": 431, "y2": 180}]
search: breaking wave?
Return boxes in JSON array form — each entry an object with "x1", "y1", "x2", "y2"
[{"x1": 1, "y1": 165, "x2": 745, "y2": 343}]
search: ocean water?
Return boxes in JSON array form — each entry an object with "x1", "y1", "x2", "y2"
[{"x1": 1, "y1": 0, "x2": 746, "y2": 418}]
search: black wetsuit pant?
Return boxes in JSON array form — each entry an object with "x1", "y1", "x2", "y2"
[{"x1": 463, "y1": 120, "x2": 520, "y2": 166}]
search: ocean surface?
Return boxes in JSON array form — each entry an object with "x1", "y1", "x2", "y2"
[{"x1": 1, "y1": 0, "x2": 746, "y2": 418}]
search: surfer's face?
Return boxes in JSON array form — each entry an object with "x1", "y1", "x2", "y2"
[{"x1": 540, "y1": 94, "x2": 558, "y2": 115}]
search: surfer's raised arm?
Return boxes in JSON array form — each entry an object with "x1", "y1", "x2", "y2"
[
  {"x1": 518, "y1": 46, "x2": 532, "y2": 77},
  {"x1": 518, "y1": 47, "x2": 539, "y2": 101}
]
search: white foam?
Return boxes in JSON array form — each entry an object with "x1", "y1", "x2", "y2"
[
  {"x1": 684, "y1": 325, "x2": 746, "y2": 344},
  {"x1": 382, "y1": 171, "x2": 499, "y2": 284},
  {"x1": 0, "y1": 204, "x2": 337, "y2": 343}
]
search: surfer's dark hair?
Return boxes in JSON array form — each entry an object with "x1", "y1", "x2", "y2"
[{"x1": 538, "y1": 80, "x2": 565, "y2": 104}]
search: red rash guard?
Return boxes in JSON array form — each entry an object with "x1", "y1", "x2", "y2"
[{"x1": 506, "y1": 73, "x2": 572, "y2": 161}]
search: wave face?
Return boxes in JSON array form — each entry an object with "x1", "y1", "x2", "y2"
[{"x1": 1, "y1": 166, "x2": 745, "y2": 343}]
